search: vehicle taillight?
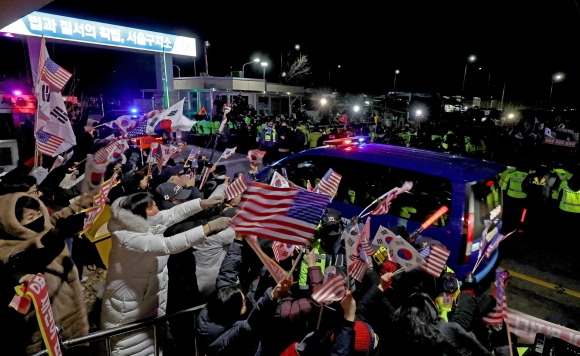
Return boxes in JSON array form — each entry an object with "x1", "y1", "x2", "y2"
[{"x1": 461, "y1": 212, "x2": 474, "y2": 264}]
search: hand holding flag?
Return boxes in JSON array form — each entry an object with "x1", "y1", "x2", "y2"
[{"x1": 315, "y1": 168, "x2": 342, "y2": 201}]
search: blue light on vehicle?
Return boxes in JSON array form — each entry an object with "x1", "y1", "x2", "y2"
[
  {"x1": 358, "y1": 138, "x2": 365, "y2": 142},
  {"x1": 130, "y1": 108, "x2": 137, "y2": 113}
]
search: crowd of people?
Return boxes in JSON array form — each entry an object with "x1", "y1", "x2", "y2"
[{"x1": 0, "y1": 101, "x2": 576, "y2": 356}]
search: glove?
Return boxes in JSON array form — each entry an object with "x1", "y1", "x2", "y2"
[
  {"x1": 55, "y1": 212, "x2": 87, "y2": 237},
  {"x1": 207, "y1": 217, "x2": 232, "y2": 233},
  {"x1": 200, "y1": 196, "x2": 224, "y2": 208}
]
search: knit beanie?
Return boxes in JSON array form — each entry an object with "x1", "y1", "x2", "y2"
[{"x1": 353, "y1": 321, "x2": 376, "y2": 356}]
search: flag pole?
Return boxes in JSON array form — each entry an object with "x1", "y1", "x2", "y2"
[
  {"x1": 33, "y1": 37, "x2": 46, "y2": 169},
  {"x1": 358, "y1": 187, "x2": 398, "y2": 218},
  {"x1": 315, "y1": 305, "x2": 324, "y2": 331},
  {"x1": 505, "y1": 322, "x2": 514, "y2": 356},
  {"x1": 287, "y1": 250, "x2": 303, "y2": 276}
]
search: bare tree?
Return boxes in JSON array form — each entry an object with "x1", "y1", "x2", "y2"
[{"x1": 282, "y1": 55, "x2": 311, "y2": 84}]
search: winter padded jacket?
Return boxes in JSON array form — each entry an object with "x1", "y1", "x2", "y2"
[
  {"x1": 197, "y1": 287, "x2": 278, "y2": 356},
  {"x1": 100, "y1": 197, "x2": 207, "y2": 356},
  {"x1": 0, "y1": 193, "x2": 88, "y2": 356}
]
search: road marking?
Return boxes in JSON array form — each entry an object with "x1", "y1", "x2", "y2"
[{"x1": 502, "y1": 268, "x2": 580, "y2": 299}]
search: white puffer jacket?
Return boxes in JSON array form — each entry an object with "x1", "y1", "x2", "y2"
[{"x1": 101, "y1": 197, "x2": 207, "y2": 356}]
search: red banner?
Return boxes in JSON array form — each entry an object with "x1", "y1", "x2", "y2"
[
  {"x1": 10, "y1": 274, "x2": 63, "y2": 356},
  {"x1": 80, "y1": 170, "x2": 120, "y2": 234},
  {"x1": 506, "y1": 308, "x2": 580, "y2": 347}
]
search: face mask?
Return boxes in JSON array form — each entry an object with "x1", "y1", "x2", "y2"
[
  {"x1": 23, "y1": 216, "x2": 46, "y2": 233},
  {"x1": 147, "y1": 211, "x2": 164, "y2": 225}
]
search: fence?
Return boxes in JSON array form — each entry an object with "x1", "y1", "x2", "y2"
[{"x1": 32, "y1": 304, "x2": 206, "y2": 356}]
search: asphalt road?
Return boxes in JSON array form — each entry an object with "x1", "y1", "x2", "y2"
[{"x1": 182, "y1": 143, "x2": 580, "y2": 330}]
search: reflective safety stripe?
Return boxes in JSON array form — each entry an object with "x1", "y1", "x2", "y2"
[{"x1": 560, "y1": 188, "x2": 580, "y2": 213}]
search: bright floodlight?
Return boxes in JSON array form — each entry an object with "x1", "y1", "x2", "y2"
[
  {"x1": 468, "y1": 55, "x2": 476, "y2": 62},
  {"x1": 416, "y1": 110, "x2": 422, "y2": 116},
  {"x1": 508, "y1": 113, "x2": 514, "y2": 119},
  {"x1": 395, "y1": 69, "x2": 400, "y2": 74},
  {"x1": 338, "y1": 65, "x2": 341, "y2": 68},
  {"x1": 13, "y1": 90, "x2": 22, "y2": 95},
  {"x1": 295, "y1": 44, "x2": 300, "y2": 50},
  {"x1": 320, "y1": 98, "x2": 327, "y2": 105},
  {"x1": 261, "y1": 62, "x2": 268, "y2": 67},
  {"x1": 553, "y1": 73, "x2": 564, "y2": 81},
  {"x1": 354, "y1": 106, "x2": 360, "y2": 112},
  {"x1": 253, "y1": 58, "x2": 261, "y2": 63},
  {"x1": 365, "y1": 101, "x2": 370, "y2": 105}
]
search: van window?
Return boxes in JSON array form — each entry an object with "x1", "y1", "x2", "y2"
[
  {"x1": 281, "y1": 155, "x2": 452, "y2": 226},
  {"x1": 468, "y1": 176, "x2": 503, "y2": 239}
]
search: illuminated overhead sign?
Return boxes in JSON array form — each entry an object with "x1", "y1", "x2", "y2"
[{"x1": 1, "y1": 11, "x2": 196, "y2": 57}]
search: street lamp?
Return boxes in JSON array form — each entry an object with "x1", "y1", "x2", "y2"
[
  {"x1": 550, "y1": 73, "x2": 564, "y2": 102},
  {"x1": 394, "y1": 69, "x2": 400, "y2": 91},
  {"x1": 354, "y1": 105, "x2": 360, "y2": 112},
  {"x1": 295, "y1": 44, "x2": 300, "y2": 50},
  {"x1": 261, "y1": 62, "x2": 268, "y2": 80},
  {"x1": 321, "y1": 98, "x2": 327, "y2": 106},
  {"x1": 173, "y1": 65, "x2": 181, "y2": 78},
  {"x1": 242, "y1": 58, "x2": 260, "y2": 78},
  {"x1": 462, "y1": 55, "x2": 476, "y2": 95}
]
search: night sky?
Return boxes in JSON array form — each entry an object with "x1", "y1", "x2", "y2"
[{"x1": 1, "y1": 1, "x2": 579, "y2": 106}]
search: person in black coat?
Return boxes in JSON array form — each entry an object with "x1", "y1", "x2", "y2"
[{"x1": 197, "y1": 234, "x2": 291, "y2": 356}]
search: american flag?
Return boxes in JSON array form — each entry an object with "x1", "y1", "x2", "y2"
[
  {"x1": 224, "y1": 174, "x2": 254, "y2": 200},
  {"x1": 187, "y1": 147, "x2": 201, "y2": 162},
  {"x1": 220, "y1": 147, "x2": 237, "y2": 160},
  {"x1": 36, "y1": 130, "x2": 65, "y2": 156},
  {"x1": 232, "y1": 183, "x2": 330, "y2": 246},
  {"x1": 419, "y1": 244, "x2": 450, "y2": 277},
  {"x1": 370, "y1": 191, "x2": 398, "y2": 215},
  {"x1": 93, "y1": 143, "x2": 116, "y2": 164},
  {"x1": 170, "y1": 146, "x2": 182, "y2": 160},
  {"x1": 312, "y1": 274, "x2": 346, "y2": 305},
  {"x1": 360, "y1": 218, "x2": 375, "y2": 257},
  {"x1": 126, "y1": 121, "x2": 148, "y2": 138},
  {"x1": 484, "y1": 229, "x2": 516, "y2": 258},
  {"x1": 315, "y1": 168, "x2": 342, "y2": 199},
  {"x1": 482, "y1": 269, "x2": 507, "y2": 325},
  {"x1": 248, "y1": 149, "x2": 266, "y2": 164},
  {"x1": 361, "y1": 239, "x2": 375, "y2": 258},
  {"x1": 199, "y1": 167, "x2": 210, "y2": 189},
  {"x1": 348, "y1": 244, "x2": 368, "y2": 283},
  {"x1": 41, "y1": 58, "x2": 72, "y2": 92},
  {"x1": 272, "y1": 241, "x2": 294, "y2": 262},
  {"x1": 155, "y1": 145, "x2": 165, "y2": 168}
]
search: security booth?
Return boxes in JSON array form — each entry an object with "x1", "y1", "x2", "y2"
[{"x1": 172, "y1": 76, "x2": 305, "y2": 118}]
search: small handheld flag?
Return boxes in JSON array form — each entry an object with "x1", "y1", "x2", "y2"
[{"x1": 312, "y1": 274, "x2": 346, "y2": 305}]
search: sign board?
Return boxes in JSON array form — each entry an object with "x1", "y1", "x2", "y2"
[
  {"x1": 1, "y1": 11, "x2": 196, "y2": 57},
  {"x1": 543, "y1": 137, "x2": 577, "y2": 148}
]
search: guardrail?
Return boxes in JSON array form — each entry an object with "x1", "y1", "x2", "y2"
[{"x1": 32, "y1": 304, "x2": 206, "y2": 356}]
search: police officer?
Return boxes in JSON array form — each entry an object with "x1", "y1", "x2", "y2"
[
  {"x1": 260, "y1": 119, "x2": 277, "y2": 165},
  {"x1": 502, "y1": 164, "x2": 530, "y2": 231}
]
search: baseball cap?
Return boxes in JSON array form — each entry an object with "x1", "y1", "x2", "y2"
[
  {"x1": 157, "y1": 164, "x2": 184, "y2": 183},
  {"x1": 156, "y1": 182, "x2": 191, "y2": 201}
]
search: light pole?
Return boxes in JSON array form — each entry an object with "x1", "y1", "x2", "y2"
[
  {"x1": 550, "y1": 73, "x2": 564, "y2": 103},
  {"x1": 173, "y1": 65, "x2": 181, "y2": 78},
  {"x1": 462, "y1": 55, "x2": 476, "y2": 95},
  {"x1": 261, "y1": 62, "x2": 268, "y2": 80},
  {"x1": 394, "y1": 69, "x2": 400, "y2": 92},
  {"x1": 242, "y1": 58, "x2": 260, "y2": 78},
  {"x1": 204, "y1": 41, "x2": 210, "y2": 75}
]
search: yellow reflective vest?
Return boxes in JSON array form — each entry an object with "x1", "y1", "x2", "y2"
[
  {"x1": 559, "y1": 187, "x2": 580, "y2": 213},
  {"x1": 505, "y1": 171, "x2": 528, "y2": 199}
]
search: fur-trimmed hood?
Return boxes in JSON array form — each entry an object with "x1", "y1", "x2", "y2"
[
  {"x1": 109, "y1": 197, "x2": 150, "y2": 233},
  {"x1": 0, "y1": 193, "x2": 89, "y2": 355}
]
